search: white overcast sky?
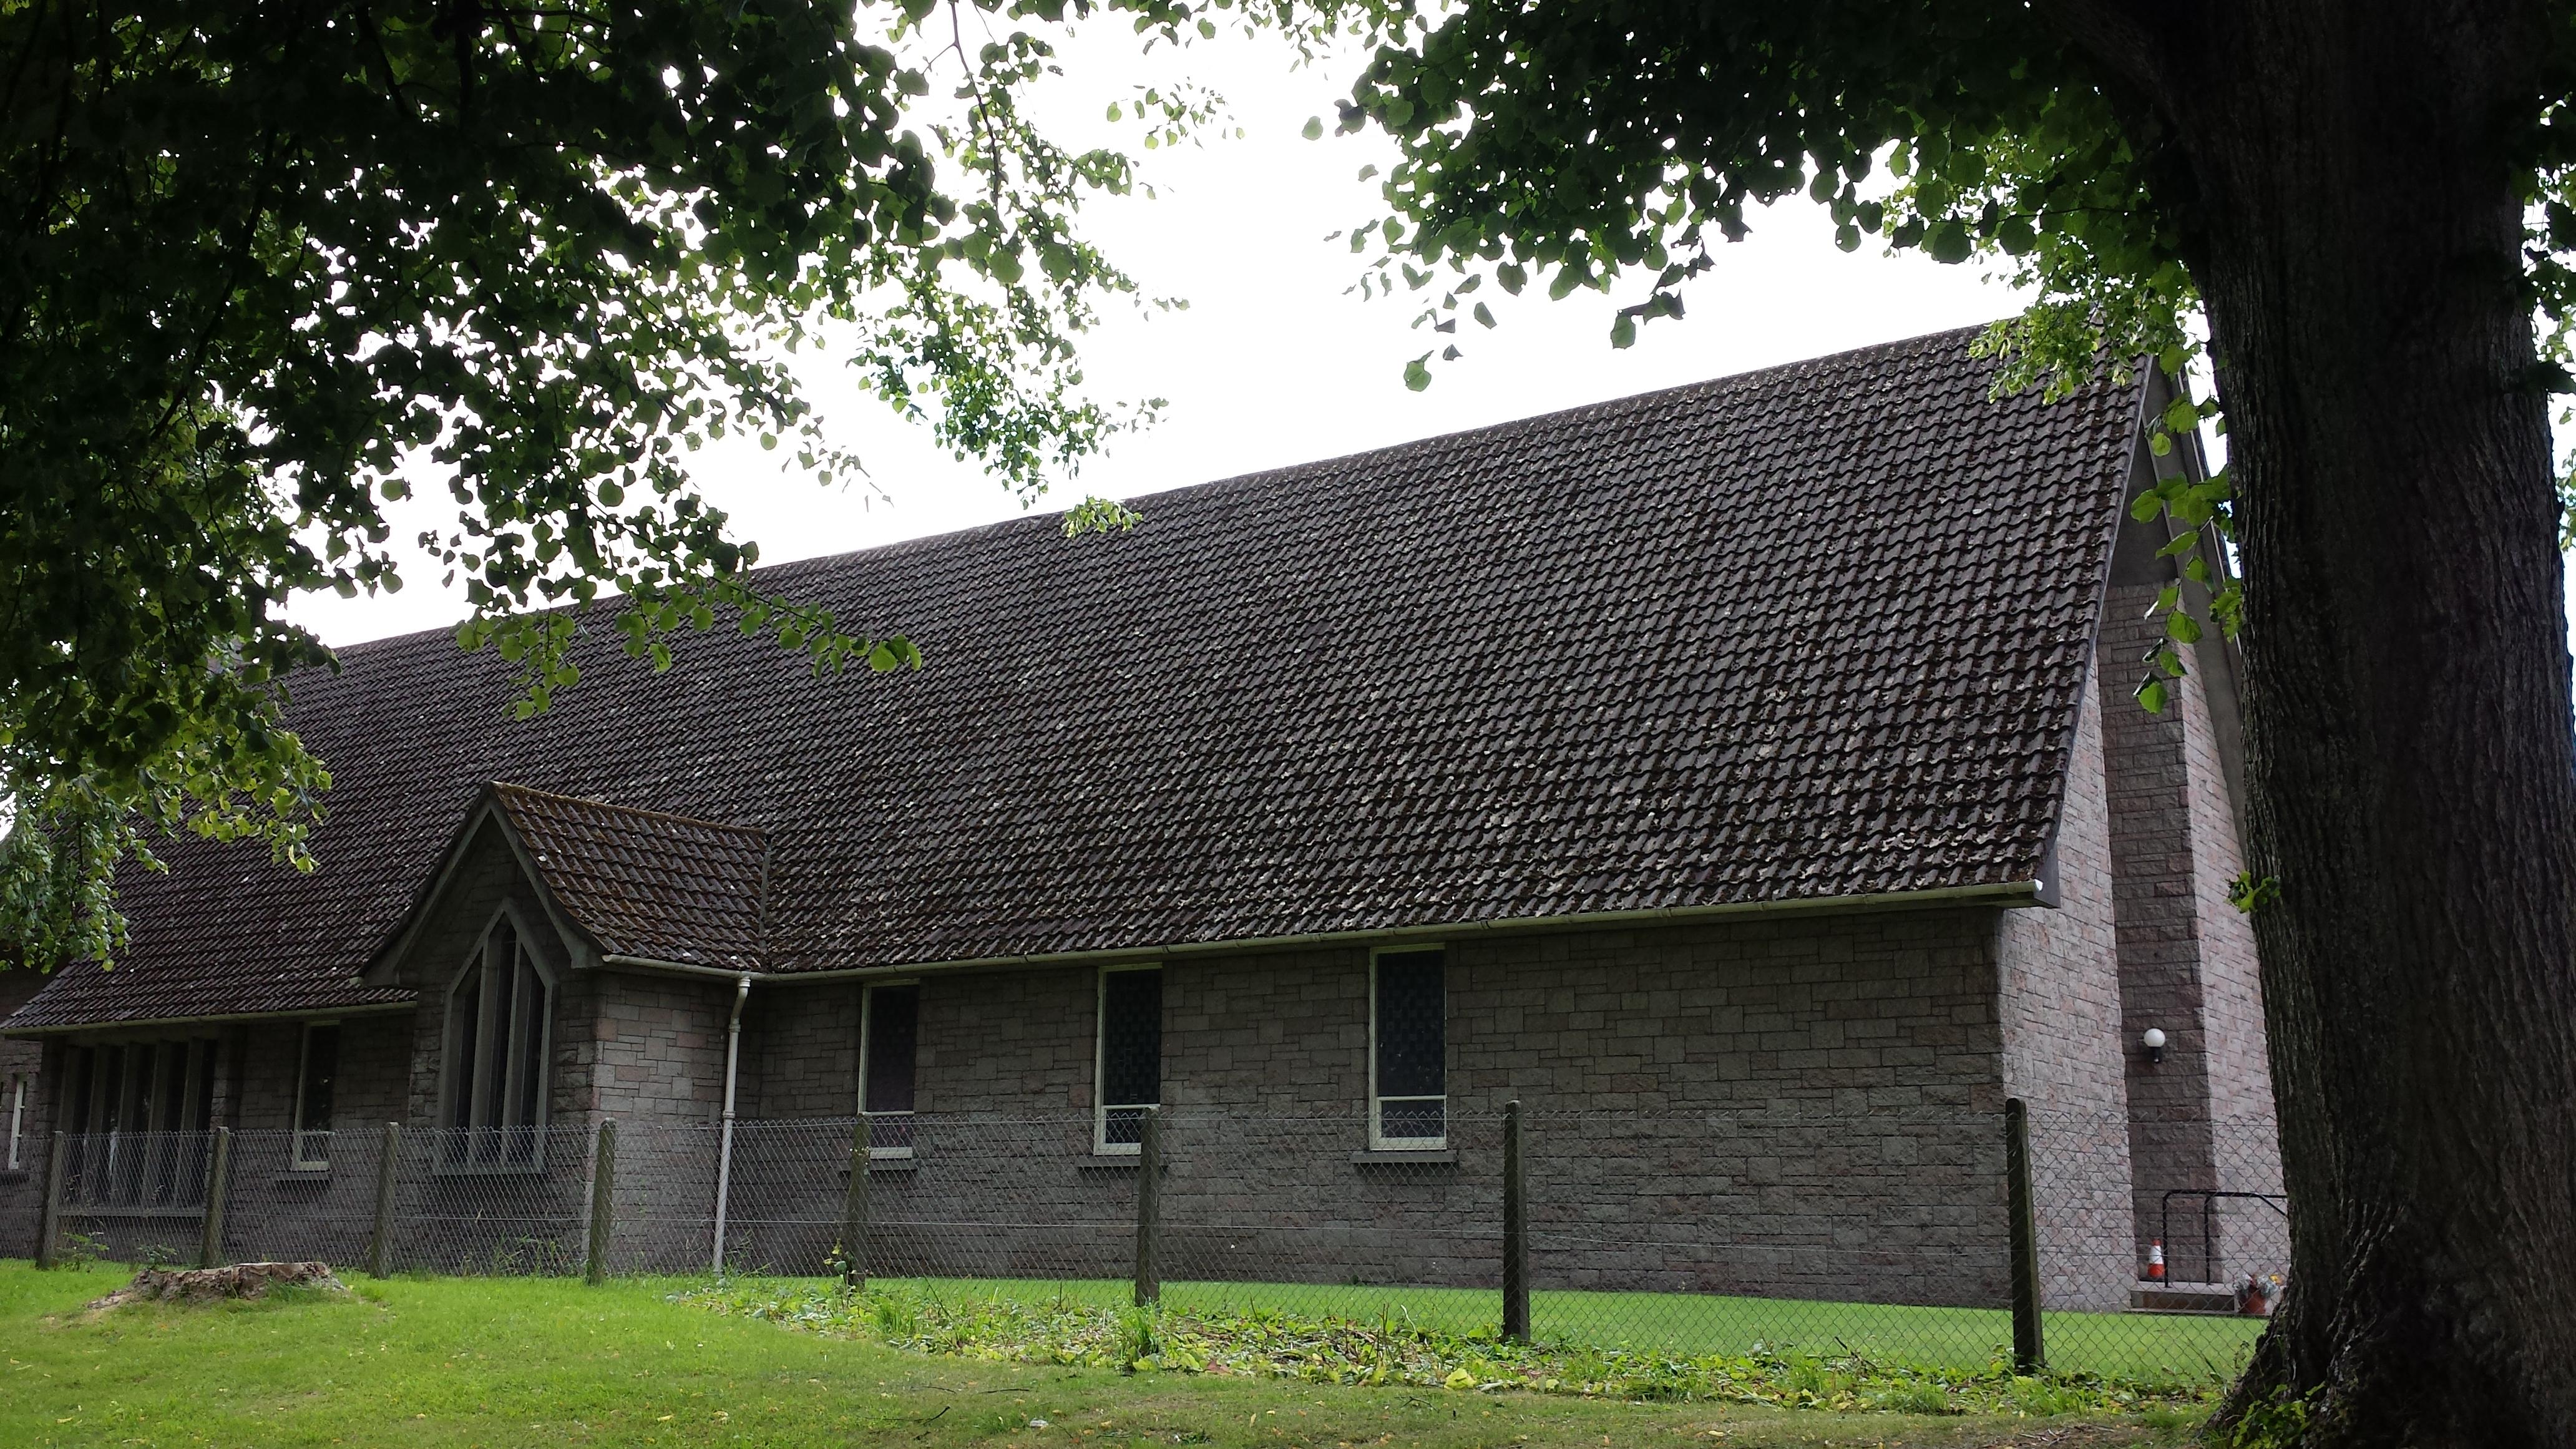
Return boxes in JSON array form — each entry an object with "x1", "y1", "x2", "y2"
[{"x1": 283, "y1": 23, "x2": 2576, "y2": 651}]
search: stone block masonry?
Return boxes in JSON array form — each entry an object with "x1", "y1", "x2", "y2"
[
  {"x1": 14, "y1": 898, "x2": 2142, "y2": 1307},
  {"x1": 718, "y1": 906, "x2": 2032, "y2": 1309},
  {"x1": 2099, "y1": 580, "x2": 2281, "y2": 1274},
  {"x1": 0, "y1": 969, "x2": 50, "y2": 1257},
  {"x1": 1997, "y1": 652, "x2": 2143, "y2": 1312}
]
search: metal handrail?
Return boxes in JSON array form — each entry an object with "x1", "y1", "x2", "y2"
[{"x1": 2159, "y1": 1188, "x2": 2288, "y2": 1284}]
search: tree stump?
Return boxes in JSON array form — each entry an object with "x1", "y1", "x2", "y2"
[{"x1": 84, "y1": 1261, "x2": 346, "y2": 1311}]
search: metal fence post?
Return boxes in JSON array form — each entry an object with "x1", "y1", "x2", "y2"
[
  {"x1": 197, "y1": 1128, "x2": 233, "y2": 1269},
  {"x1": 586, "y1": 1120, "x2": 618, "y2": 1286},
  {"x1": 841, "y1": 1118, "x2": 871, "y2": 1292},
  {"x1": 367, "y1": 1123, "x2": 402, "y2": 1278},
  {"x1": 35, "y1": 1131, "x2": 65, "y2": 1270},
  {"x1": 1502, "y1": 1099, "x2": 1530, "y2": 1343},
  {"x1": 1133, "y1": 1107, "x2": 1161, "y2": 1307},
  {"x1": 2004, "y1": 1098, "x2": 2046, "y2": 1372}
]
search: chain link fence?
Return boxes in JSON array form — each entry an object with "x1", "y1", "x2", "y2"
[{"x1": 26, "y1": 1101, "x2": 2285, "y2": 1388}]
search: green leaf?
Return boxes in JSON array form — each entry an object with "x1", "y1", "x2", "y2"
[
  {"x1": 1301, "y1": 116, "x2": 1324, "y2": 141},
  {"x1": 1403, "y1": 354, "x2": 1434, "y2": 392},
  {"x1": 2228, "y1": 873, "x2": 2282, "y2": 913}
]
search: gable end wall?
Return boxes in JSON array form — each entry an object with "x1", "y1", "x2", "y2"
[{"x1": 1996, "y1": 655, "x2": 2138, "y2": 1312}]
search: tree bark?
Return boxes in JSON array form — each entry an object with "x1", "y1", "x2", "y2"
[{"x1": 2050, "y1": 1, "x2": 2576, "y2": 1443}]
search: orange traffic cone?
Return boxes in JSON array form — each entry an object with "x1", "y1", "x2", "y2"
[{"x1": 2146, "y1": 1240, "x2": 2166, "y2": 1282}]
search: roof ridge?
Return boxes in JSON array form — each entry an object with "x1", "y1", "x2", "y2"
[
  {"x1": 761, "y1": 324, "x2": 2006, "y2": 582},
  {"x1": 320, "y1": 322, "x2": 2014, "y2": 661}
]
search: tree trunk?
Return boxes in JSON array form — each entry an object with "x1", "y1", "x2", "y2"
[{"x1": 2056, "y1": 1, "x2": 2576, "y2": 1443}]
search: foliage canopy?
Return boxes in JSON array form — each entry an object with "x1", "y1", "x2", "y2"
[
  {"x1": 1, "y1": 0, "x2": 1197, "y2": 964},
  {"x1": 13, "y1": 0, "x2": 2576, "y2": 970}
]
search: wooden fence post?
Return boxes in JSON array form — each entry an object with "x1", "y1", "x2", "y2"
[
  {"x1": 1133, "y1": 1107, "x2": 1161, "y2": 1308},
  {"x1": 35, "y1": 1131, "x2": 65, "y2": 1270},
  {"x1": 841, "y1": 1118, "x2": 871, "y2": 1292},
  {"x1": 367, "y1": 1123, "x2": 402, "y2": 1279},
  {"x1": 2005, "y1": 1098, "x2": 2046, "y2": 1372},
  {"x1": 586, "y1": 1120, "x2": 618, "y2": 1286},
  {"x1": 1502, "y1": 1100, "x2": 1530, "y2": 1344},
  {"x1": 197, "y1": 1128, "x2": 232, "y2": 1269}
]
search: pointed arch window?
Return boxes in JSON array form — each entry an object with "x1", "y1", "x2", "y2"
[{"x1": 442, "y1": 914, "x2": 553, "y2": 1169}]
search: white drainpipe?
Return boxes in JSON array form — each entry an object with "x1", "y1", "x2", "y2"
[{"x1": 710, "y1": 972, "x2": 753, "y2": 1276}]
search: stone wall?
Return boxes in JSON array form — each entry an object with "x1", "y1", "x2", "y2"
[
  {"x1": 692, "y1": 907, "x2": 2027, "y2": 1307},
  {"x1": 9, "y1": 786, "x2": 2217, "y2": 1305},
  {"x1": 197, "y1": 1013, "x2": 416, "y2": 1266},
  {"x1": 0, "y1": 970, "x2": 47, "y2": 1256},
  {"x1": 739, "y1": 982, "x2": 861, "y2": 1119},
  {"x1": 1995, "y1": 660, "x2": 2139, "y2": 1312},
  {"x1": 2099, "y1": 579, "x2": 2283, "y2": 1279}
]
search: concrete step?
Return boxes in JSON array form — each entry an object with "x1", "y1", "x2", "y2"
[{"x1": 2131, "y1": 1281, "x2": 2248, "y2": 1314}]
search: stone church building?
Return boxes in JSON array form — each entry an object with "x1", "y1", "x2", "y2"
[{"x1": 0, "y1": 328, "x2": 2277, "y2": 1312}]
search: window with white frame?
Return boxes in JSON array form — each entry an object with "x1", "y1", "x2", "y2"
[
  {"x1": 1370, "y1": 948, "x2": 1447, "y2": 1149},
  {"x1": 291, "y1": 1022, "x2": 341, "y2": 1171},
  {"x1": 442, "y1": 912, "x2": 552, "y2": 1168},
  {"x1": 6, "y1": 1072, "x2": 23, "y2": 1171},
  {"x1": 1094, "y1": 966, "x2": 1163, "y2": 1154},
  {"x1": 859, "y1": 982, "x2": 919, "y2": 1156}
]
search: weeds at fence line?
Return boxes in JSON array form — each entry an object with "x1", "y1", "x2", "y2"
[{"x1": 681, "y1": 1279, "x2": 2213, "y2": 1414}]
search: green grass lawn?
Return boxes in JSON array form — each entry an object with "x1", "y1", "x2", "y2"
[
  {"x1": 0, "y1": 1262, "x2": 2204, "y2": 1449},
  {"x1": 826, "y1": 1276, "x2": 2261, "y2": 1386}
]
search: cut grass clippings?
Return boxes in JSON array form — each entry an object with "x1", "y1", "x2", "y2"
[
  {"x1": 701, "y1": 1274, "x2": 2261, "y2": 1385},
  {"x1": 686, "y1": 1279, "x2": 2218, "y2": 1419}
]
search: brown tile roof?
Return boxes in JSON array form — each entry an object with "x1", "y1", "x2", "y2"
[
  {"x1": 5, "y1": 326, "x2": 2141, "y2": 1031},
  {"x1": 486, "y1": 783, "x2": 768, "y2": 972}
]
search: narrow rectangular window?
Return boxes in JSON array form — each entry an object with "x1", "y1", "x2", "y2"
[
  {"x1": 62, "y1": 1048, "x2": 94, "y2": 1205},
  {"x1": 449, "y1": 960, "x2": 481, "y2": 1133},
  {"x1": 110, "y1": 1043, "x2": 147, "y2": 1201},
  {"x1": 147, "y1": 1041, "x2": 187, "y2": 1204},
  {"x1": 67, "y1": 1046, "x2": 94, "y2": 1138},
  {"x1": 1095, "y1": 967, "x2": 1163, "y2": 1154},
  {"x1": 190, "y1": 1038, "x2": 217, "y2": 1133},
  {"x1": 1371, "y1": 949, "x2": 1447, "y2": 1149},
  {"x1": 6, "y1": 1073, "x2": 22, "y2": 1171},
  {"x1": 293, "y1": 1023, "x2": 341, "y2": 1171},
  {"x1": 860, "y1": 983, "x2": 919, "y2": 1157}
]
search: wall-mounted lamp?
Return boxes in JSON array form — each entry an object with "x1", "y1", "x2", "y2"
[{"x1": 2141, "y1": 1027, "x2": 2168, "y2": 1065}]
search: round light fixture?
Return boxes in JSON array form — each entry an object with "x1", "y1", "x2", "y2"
[{"x1": 2142, "y1": 1027, "x2": 2168, "y2": 1065}]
